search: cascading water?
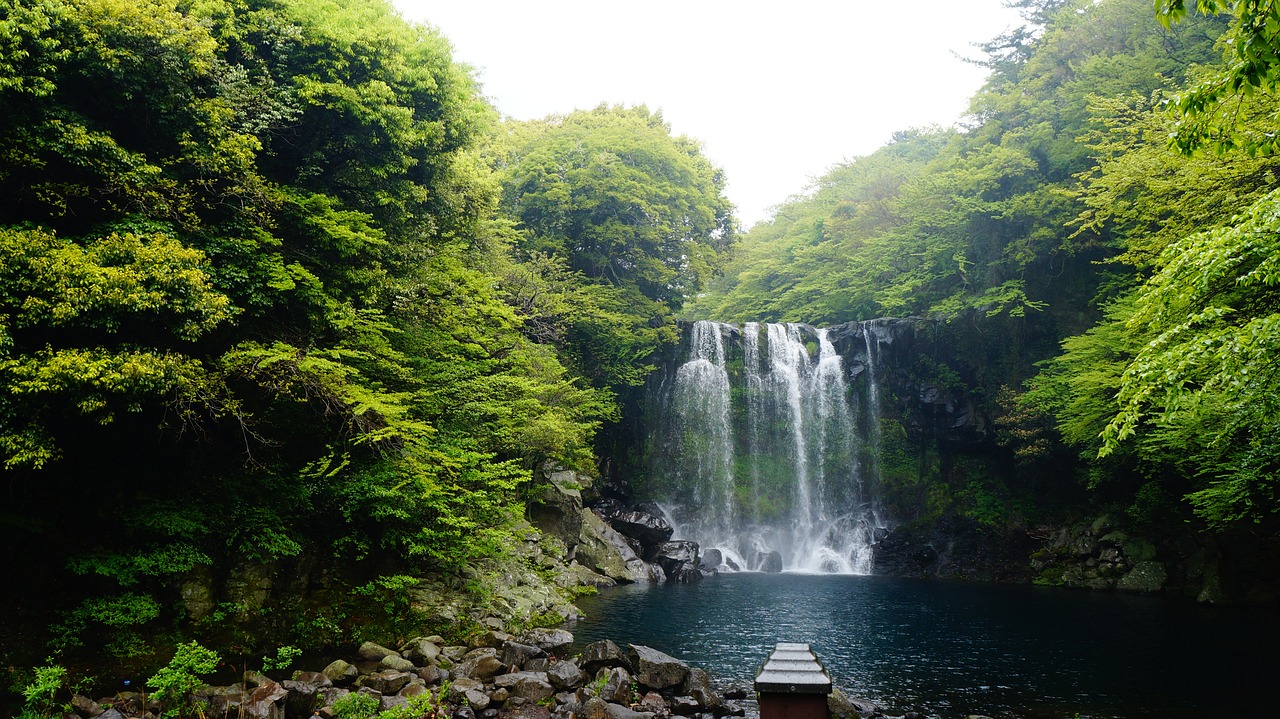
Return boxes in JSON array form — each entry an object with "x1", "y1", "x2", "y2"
[{"x1": 654, "y1": 320, "x2": 888, "y2": 574}]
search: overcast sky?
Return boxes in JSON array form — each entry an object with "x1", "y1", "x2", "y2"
[{"x1": 391, "y1": 1, "x2": 1025, "y2": 228}]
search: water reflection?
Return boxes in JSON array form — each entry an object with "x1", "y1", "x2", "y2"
[{"x1": 567, "y1": 573, "x2": 1276, "y2": 718}]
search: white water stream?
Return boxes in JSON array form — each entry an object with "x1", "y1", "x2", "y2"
[{"x1": 659, "y1": 320, "x2": 887, "y2": 574}]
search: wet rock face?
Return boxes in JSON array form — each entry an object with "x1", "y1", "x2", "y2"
[
  {"x1": 872, "y1": 514, "x2": 1037, "y2": 582},
  {"x1": 610, "y1": 510, "x2": 675, "y2": 546}
]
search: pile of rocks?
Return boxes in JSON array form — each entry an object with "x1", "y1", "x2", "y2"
[
  {"x1": 67, "y1": 629, "x2": 746, "y2": 719},
  {"x1": 589, "y1": 500, "x2": 713, "y2": 584}
]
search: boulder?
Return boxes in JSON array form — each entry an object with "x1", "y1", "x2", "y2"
[
  {"x1": 671, "y1": 696, "x2": 700, "y2": 716},
  {"x1": 1117, "y1": 561, "x2": 1168, "y2": 593},
  {"x1": 547, "y1": 661, "x2": 585, "y2": 691},
  {"x1": 530, "y1": 470, "x2": 588, "y2": 545},
  {"x1": 718, "y1": 701, "x2": 746, "y2": 717},
  {"x1": 357, "y1": 641, "x2": 400, "y2": 661},
  {"x1": 242, "y1": 680, "x2": 288, "y2": 719},
  {"x1": 379, "y1": 655, "x2": 417, "y2": 672},
  {"x1": 758, "y1": 550, "x2": 783, "y2": 573},
  {"x1": 577, "y1": 511, "x2": 656, "y2": 583},
  {"x1": 682, "y1": 668, "x2": 711, "y2": 695},
  {"x1": 699, "y1": 549, "x2": 723, "y2": 571},
  {"x1": 595, "y1": 667, "x2": 633, "y2": 705},
  {"x1": 502, "y1": 641, "x2": 546, "y2": 669},
  {"x1": 581, "y1": 639, "x2": 633, "y2": 675},
  {"x1": 627, "y1": 645, "x2": 689, "y2": 690},
  {"x1": 473, "y1": 629, "x2": 514, "y2": 648},
  {"x1": 281, "y1": 673, "x2": 331, "y2": 717},
  {"x1": 418, "y1": 665, "x2": 446, "y2": 685},
  {"x1": 71, "y1": 695, "x2": 104, "y2": 718},
  {"x1": 637, "y1": 692, "x2": 667, "y2": 714},
  {"x1": 362, "y1": 671, "x2": 413, "y2": 695},
  {"x1": 507, "y1": 674, "x2": 555, "y2": 704},
  {"x1": 651, "y1": 541, "x2": 705, "y2": 583},
  {"x1": 454, "y1": 649, "x2": 505, "y2": 680},
  {"x1": 591, "y1": 499, "x2": 625, "y2": 520},
  {"x1": 520, "y1": 628, "x2": 575, "y2": 654},
  {"x1": 400, "y1": 638, "x2": 442, "y2": 665},
  {"x1": 827, "y1": 688, "x2": 857, "y2": 719},
  {"x1": 321, "y1": 660, "x2": 359, "y2": 686},
  {"x1": 609, "y1": 511, "x2": 674, "y2": 547}
]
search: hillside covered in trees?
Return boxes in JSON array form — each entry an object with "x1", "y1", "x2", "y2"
[{"x1": 3, "y1": 0, "x2": 1280, "y2": 710}]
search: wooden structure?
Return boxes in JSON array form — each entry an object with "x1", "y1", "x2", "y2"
[{"x1": 754, "y1": 642, "x2": 832, "y2": 719}]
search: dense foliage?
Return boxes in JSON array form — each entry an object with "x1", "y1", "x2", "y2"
[
  {"x1": 690, "y1": 0, "x2": 1280, "y2": 536},
  {"x1": 0, "y1": 0, "x2": 731, "y2": 670}
]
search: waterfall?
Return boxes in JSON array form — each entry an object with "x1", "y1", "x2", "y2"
[{"x1": 654, "y1": 320, "x2": 887, "y2": 575}]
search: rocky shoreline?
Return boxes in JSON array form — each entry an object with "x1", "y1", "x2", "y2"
[{"x1": 63, "y1": 628, "x2": 760, "y2": 719}]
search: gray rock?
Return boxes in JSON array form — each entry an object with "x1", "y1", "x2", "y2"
[
  {"x1": 525, "y1": 657, "x2": 551, "y2": 672},
  {"x1": 508, "y1": 676, "x2": 555, "y2": 704},
  {"x1": 689, "y1": 686, "x2": 719, "y2": 711},
  {"x1": 362, "y1": 671, "x2": 412, "y2": 695},
  {"x1": 637, "y1": 692, "x2": 667, "y2": 714},
  {"x1": 502, "y1": 641, "x2": 546, "y2": 669},
  {"x1": 672, "y1": 696, "x2": 700, "y2": 716},
  {"x1": 577, "y1": 511, "x2": 656, "y2": 583},
  {"x1": 610, "y1": 511, "x2": 674, "y2": 546},
  {"x1": 627, "y1": 645, "x2": 689, "y2": 690},
  {"x1": 1117, "y1": 561, "x2": 1168, "y2": 592},
  {"x1": 380, "y1": 655, "x2": 417, "y2": 672},
  {"x1": 71, "y1": 695, "x2": 104, "y2": 718},
  {"x1": 463, "y1": 689, "x2": 491, "y2": 711},
  {"x1": 380, "y1": 695, "x2": 409, "y2": 712},
  {"x1": 682, "y1": 669, "x2": 710, "y2": 695},
  {"x1": 547, "y1": 661, "x2": 585, "y2": 690},
  {"x1": 400, "y1": 638, "x2": 442, "y2": 664},
  {"x1": 596, "y1": 667, "x2": 633, "y2": 705},
  {"x1": 322, "y1": 660, "x2": 359, "y2": 686},
  {"x1": 242, "y1": 681, "x2": 288, "y2": 719},
  {"x1": 281, "y1": 674, "x2": 331, "y2": 717},
  {"x1": 473, "y1": 630, "x2": 514, "y2": 649},
  {"x1": 96, "y1": 710, "x2": 125, "y2": 719},
  {"x1": 604, "y1": 703, "x2": 655, "y2": 719},
  {"x1": 530, "y1": 470, "x2": 588, "y2": 545},
  {"x1": 520, "y1": 628, "x2": 575, "y2": 654},
  {"x1": 758, "y1": 550, "x2": 783, "y2": 573},
  {"x1": 418, "y1": 665, "x2": 446, "y2": 685},
  {"x1": 581, "y1": 639, "x2": 633, "y2": 675},
  {"x1": 454, "y1": 649, "x2": 505, "y2": 680},
  {"x1": 718, "y1": 701, "x2": 745, "y2": 717},
  {"x1": 399, "y1": 683, "x2": 429, "y2": 699},
  {"x1": 357, "y1": 642, "x2": 400, "y2": 661}
]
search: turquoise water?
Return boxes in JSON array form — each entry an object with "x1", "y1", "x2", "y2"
[{"x1": 567, "y1": 573, "x2": 1276, "y2": 718}]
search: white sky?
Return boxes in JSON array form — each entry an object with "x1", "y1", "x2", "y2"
[{"x1": 391, "y1": 1, "x2": 1024, "y2": 228}]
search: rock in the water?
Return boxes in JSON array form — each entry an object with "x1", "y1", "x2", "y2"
[
  {"x1": 627, "y1": 645, "x2": 689, "y2": 690},
  {"x1": 547, "y1": 661, "x2": 585, "y2": 691},
  {"x1": 699, "y1": 549, "x2": 723, "y2": 570},
  {"x1": 610, "y1": 510, "x2": 674, "y2": 546},
  {"x1": 581, "y1": 639, "x2": 633, "y2": 675},
  {"x1": 758, "y1": 550, "x2": 783, "y2": 573},
  {"x1": 520, "y1": 628, "x2": 575, "y2": 654}
]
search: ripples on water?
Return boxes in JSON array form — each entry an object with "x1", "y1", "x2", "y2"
[{"x1": 567, "y1": 573, "x2": 1277, "y2": 719}]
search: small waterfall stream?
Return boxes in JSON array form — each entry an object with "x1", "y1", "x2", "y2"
[{"x1": 655, "y1": 320, "x2": 887, "y2": 574}]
